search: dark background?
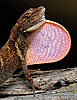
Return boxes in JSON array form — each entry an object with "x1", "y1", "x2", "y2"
[{"x1": 0, "y1": 0, "x2": 77, "y2": 70}]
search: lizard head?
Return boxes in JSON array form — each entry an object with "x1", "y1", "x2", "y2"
[{"x1": 17, "y1": 6, "x2": 45, "y2": 32}]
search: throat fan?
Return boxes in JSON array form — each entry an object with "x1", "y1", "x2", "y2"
[{"x1": 26, "y1": 20, "x2": 71, "y2": 65}]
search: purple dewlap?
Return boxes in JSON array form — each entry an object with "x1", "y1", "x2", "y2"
[{"x1": 26, "y1": 20, "x2": 71, "y2": 65}]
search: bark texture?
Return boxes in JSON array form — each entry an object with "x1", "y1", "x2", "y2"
[{"x1": 0, "y1": 67, "x2": 77, "y2": 100}]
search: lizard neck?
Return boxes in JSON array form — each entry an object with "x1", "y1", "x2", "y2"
[{"x1": 9, "y1": 23, "x2": 31, "y2": 56}]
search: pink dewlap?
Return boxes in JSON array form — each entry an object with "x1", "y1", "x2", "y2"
[{"x1": 26, "y1": 20, "x2": 71, "y2": 65}]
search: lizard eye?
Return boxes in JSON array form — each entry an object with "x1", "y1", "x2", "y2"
[{"x1": 25, "y1": 14, "x2": 31, "y2": 19}]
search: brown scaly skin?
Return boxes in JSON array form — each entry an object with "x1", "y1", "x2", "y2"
[{"x1": 0, "y1": 6, "x2": 45, "y2": 96}]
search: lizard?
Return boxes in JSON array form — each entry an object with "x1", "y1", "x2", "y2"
[{"x1": 0, "y1": 6, "x2": 45, "y2": 96}]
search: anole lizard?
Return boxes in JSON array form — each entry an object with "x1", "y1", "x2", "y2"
[{"x1": 0, "y1": 6, "x2": 45, "y2": 96}]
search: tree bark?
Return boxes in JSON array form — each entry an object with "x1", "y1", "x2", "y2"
[{"x1": 0, "y1": 67, "x2": 77, "y2": 100}]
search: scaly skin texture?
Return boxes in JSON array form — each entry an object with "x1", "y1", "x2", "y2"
[{"x1": 0, "y1": 6, "x2": 45, "y2": 96}]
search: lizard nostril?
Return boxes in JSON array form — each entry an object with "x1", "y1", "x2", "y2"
[{"x1": 38, "y1": 6, "x2": 45, "y2": 9}]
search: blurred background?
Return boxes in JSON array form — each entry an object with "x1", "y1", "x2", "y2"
[{"x1": 0, "y1": 0, "x2": 77, "y2": 70}]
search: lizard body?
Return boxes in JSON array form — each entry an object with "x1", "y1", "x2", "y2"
[{"x1": 0, "y1": 6, "x2": 45, "y2": 96}]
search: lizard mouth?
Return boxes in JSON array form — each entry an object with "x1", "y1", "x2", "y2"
[
  {"x1": 24, "y1": 7, "x2": 46, "y2": 32},
  {"x1": 26, "y1": 17, "x2": 45, "y2": 32}
]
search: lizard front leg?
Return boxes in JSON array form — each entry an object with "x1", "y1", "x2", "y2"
[
  {"x1": 21, "y1": 56, "x2": 41, "y2": 96},
  {"x1": 21, "y1": 57, "x2": 35, "y2": 96}
]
